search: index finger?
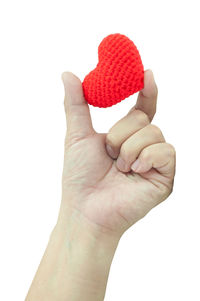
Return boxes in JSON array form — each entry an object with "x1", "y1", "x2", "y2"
[{"x1": 134, "y1": 69, "x2": 158, "y2": 122}]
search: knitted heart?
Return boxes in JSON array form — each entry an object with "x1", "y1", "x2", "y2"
[{"x1": 82, "y1": 33, "x2": 144, "y2": 108}]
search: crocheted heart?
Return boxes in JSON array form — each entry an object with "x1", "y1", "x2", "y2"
[{"x1": 82, "y1": 33, "x2": 144, "y2": 108}]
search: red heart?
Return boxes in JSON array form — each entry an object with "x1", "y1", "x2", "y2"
[{"x1": 82, "y1": 33, "x2": 144, "y2": 108}]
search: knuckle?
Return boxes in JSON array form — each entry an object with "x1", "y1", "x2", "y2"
[
  {"x1": 140, "y1": 148, "x2": 150, "y2": 161},
  {"x1": 166, "y1": 143, "x2": 176, "y2": 158},
  {"x1": 106, "y1": 132, "x2": 118, "y2": 147},
  {"x1": 133, "y1": 110, "x2": 150, "y2": 127},
  {"x1": 150, "y1": 124, "x2": 163, "y2": 139}
]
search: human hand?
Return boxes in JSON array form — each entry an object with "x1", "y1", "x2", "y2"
[
  {"x1": 60, "y1": 70, "x2": 176, "y2": 239},
  {"x1": 26, "y1": 70, "x2": 176, "y2": 301}
]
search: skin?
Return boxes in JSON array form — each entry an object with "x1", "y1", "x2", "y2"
[{"x1": 26, "y1": 70, "x2": 176, "y2": 301}]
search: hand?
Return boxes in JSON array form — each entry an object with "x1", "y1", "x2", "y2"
[
  {"x1": 26, "y1": 70, "x2": 176, "y2": 301},
  {"x1": 60, "y1": 70, "x2": 176, "y2": 238}
]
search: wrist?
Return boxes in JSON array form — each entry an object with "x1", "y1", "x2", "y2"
[
  {"x1": 57, "y1": 202, "x2": 121, "y2": 250},
  {"x1": 52, "y1": 206, "x2": 120, "y2": 299}
]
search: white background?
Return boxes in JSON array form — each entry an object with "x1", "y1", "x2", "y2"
[{"x1": 0, "y1": 0, "x2": 200, "y2": 300}]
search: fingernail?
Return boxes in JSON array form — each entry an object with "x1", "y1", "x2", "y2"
[
  {"x1": 145, "y1": 69, "x2": 153, "y2": 78},
  {"x1": 106, "y1": 144, "x2": 117, "y2": 159},
  {"x1": 62, "y1": 72, "x2": 69, "y2": 85},
  {"x1": 62, "y1": 72, "x2": 78, "y2": 90},
  {"x1": 131, "y1": 159, "x2": 140, "y2": 172},
  {"x1": 117, "y1": 157, "x2": 126, "y2": 171}
]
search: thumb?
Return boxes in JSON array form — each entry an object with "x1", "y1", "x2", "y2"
[
  {"x1": 135, "y1": 70, "x2": 158, "y2": 122},
  {"x1": 62, "y1": 72, "x2": 95, "y2": 141}
]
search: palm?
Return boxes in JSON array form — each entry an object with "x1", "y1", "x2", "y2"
[{"x1": 63, "y1": 133, "x2": 170, "y2": 233}]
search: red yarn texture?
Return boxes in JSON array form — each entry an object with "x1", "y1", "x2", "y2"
[{"x1": 82, "y1": 33, "x2": 144, "y2": 108}]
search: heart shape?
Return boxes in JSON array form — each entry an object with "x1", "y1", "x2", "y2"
[{"x1": 82, "y1": 33, "x2": 144, "y2": 108}]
